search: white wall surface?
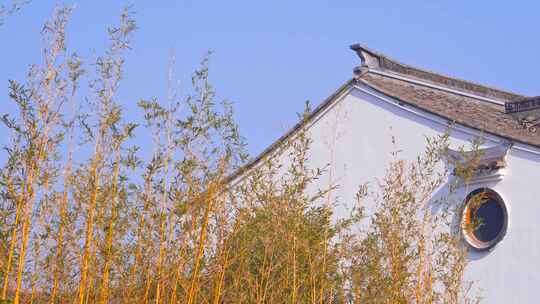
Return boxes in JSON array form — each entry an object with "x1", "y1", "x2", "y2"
[{"x1": 253, "y1": 83, "x2": 540, "y2": 303}]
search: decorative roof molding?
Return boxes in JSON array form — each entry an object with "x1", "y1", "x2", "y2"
[
  {"x1": 445, "y1": 144, "x2": 511, "y2": 186},
  {"x1": 446, "y1": 144, "x2": 510, "y2": 170},
  {"x1": 350, "y1": 44, "x2": 382, "y2": 69},
  {"x1": 505, "y1": 96, "x2": 540, "y2": 114},
  {"x1": 505, "y1": 96, "x2": 540, "y2": 132},
  {"x1": 350, "y1": 44, "x2": 525, "y2": 103}
]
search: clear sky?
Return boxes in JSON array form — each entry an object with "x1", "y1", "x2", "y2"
[{"x1": 1, "y1": 0, "x2": 539, "y2": 158}]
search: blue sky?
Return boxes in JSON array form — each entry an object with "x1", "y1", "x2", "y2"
[{"x1": 1, "y1": 0, "x2": 539, "y2": 157}]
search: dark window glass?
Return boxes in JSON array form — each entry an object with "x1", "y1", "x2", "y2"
[
  {"x1": 462, "y1": 188, "x2": 507, "y2": 250},
  {"x1": 472, "y1": 198, "x2": 505, "y2": 243}
]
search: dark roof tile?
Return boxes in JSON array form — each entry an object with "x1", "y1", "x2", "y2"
[{"x1": 358, "y1": 73, "x2": 540, "y2": 147}]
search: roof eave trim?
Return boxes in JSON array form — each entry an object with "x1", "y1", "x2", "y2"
[{"x1": 365, "y1": 69, "x2": 505, "y2": 106}]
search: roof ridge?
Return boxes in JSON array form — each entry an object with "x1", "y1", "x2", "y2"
[{"x1": 350, "y1": 44, "x2": 526, "y2": 102}]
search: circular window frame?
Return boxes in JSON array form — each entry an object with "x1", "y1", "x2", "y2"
[{"x1": 460, "y1": 188, "x2": 508, "y2": 251}]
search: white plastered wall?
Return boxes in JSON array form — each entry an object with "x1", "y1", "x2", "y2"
[{"x1": 252, "y1": 82, "x2": 540, "y2": 303}]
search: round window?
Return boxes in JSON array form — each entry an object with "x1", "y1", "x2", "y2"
[{"x1": 461, "y1": 188, "x2": 507, "y2": 250}]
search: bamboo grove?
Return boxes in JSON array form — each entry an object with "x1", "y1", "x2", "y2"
[{"x1": 0, "y1": 5, "x2": 482, "y2": 304}]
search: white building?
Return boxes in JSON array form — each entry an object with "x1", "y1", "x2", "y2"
[{"x1": 232, "y1": 45, "x2": 540, "y2": 303}]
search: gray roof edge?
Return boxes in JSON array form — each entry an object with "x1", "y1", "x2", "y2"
[{"x1": 350, "y1": 44, "x2": 526, "y2": 102}]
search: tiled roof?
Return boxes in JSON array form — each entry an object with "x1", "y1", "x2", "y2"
[
  {"x1": 358, "y1": 73, "x2": 540, "y2": 147},
  {"x1": 351, "y1": 44, "x2": 540, "y2": 148},
  {"x1": 228, "y1": 45, "x2": 540, "y2": 183},
  {"x1": 350, "y1": 44, "x2": 526, "y2": 102}
]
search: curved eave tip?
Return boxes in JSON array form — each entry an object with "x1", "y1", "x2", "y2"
[{"x1": 349, "y1": 43, "x2": 382, "y2": 68}]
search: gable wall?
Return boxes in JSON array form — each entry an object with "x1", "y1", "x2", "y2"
[{"x1": 278, "y1": 83, "x2": 540, "y2": 303}]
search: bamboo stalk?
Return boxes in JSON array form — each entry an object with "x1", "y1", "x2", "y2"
[
  {"x1": 185, "y1": 183, "x2": 216, "y2": 304},
  {"x1": 77, "y1": 157, "x2": 101, "y2": 304},
  {"x1": 98, "y1": 148, "x2": 122, "y2": 304},
  {"x1": 1, "y1": 180, "x2": 25, "y2": 300}
]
